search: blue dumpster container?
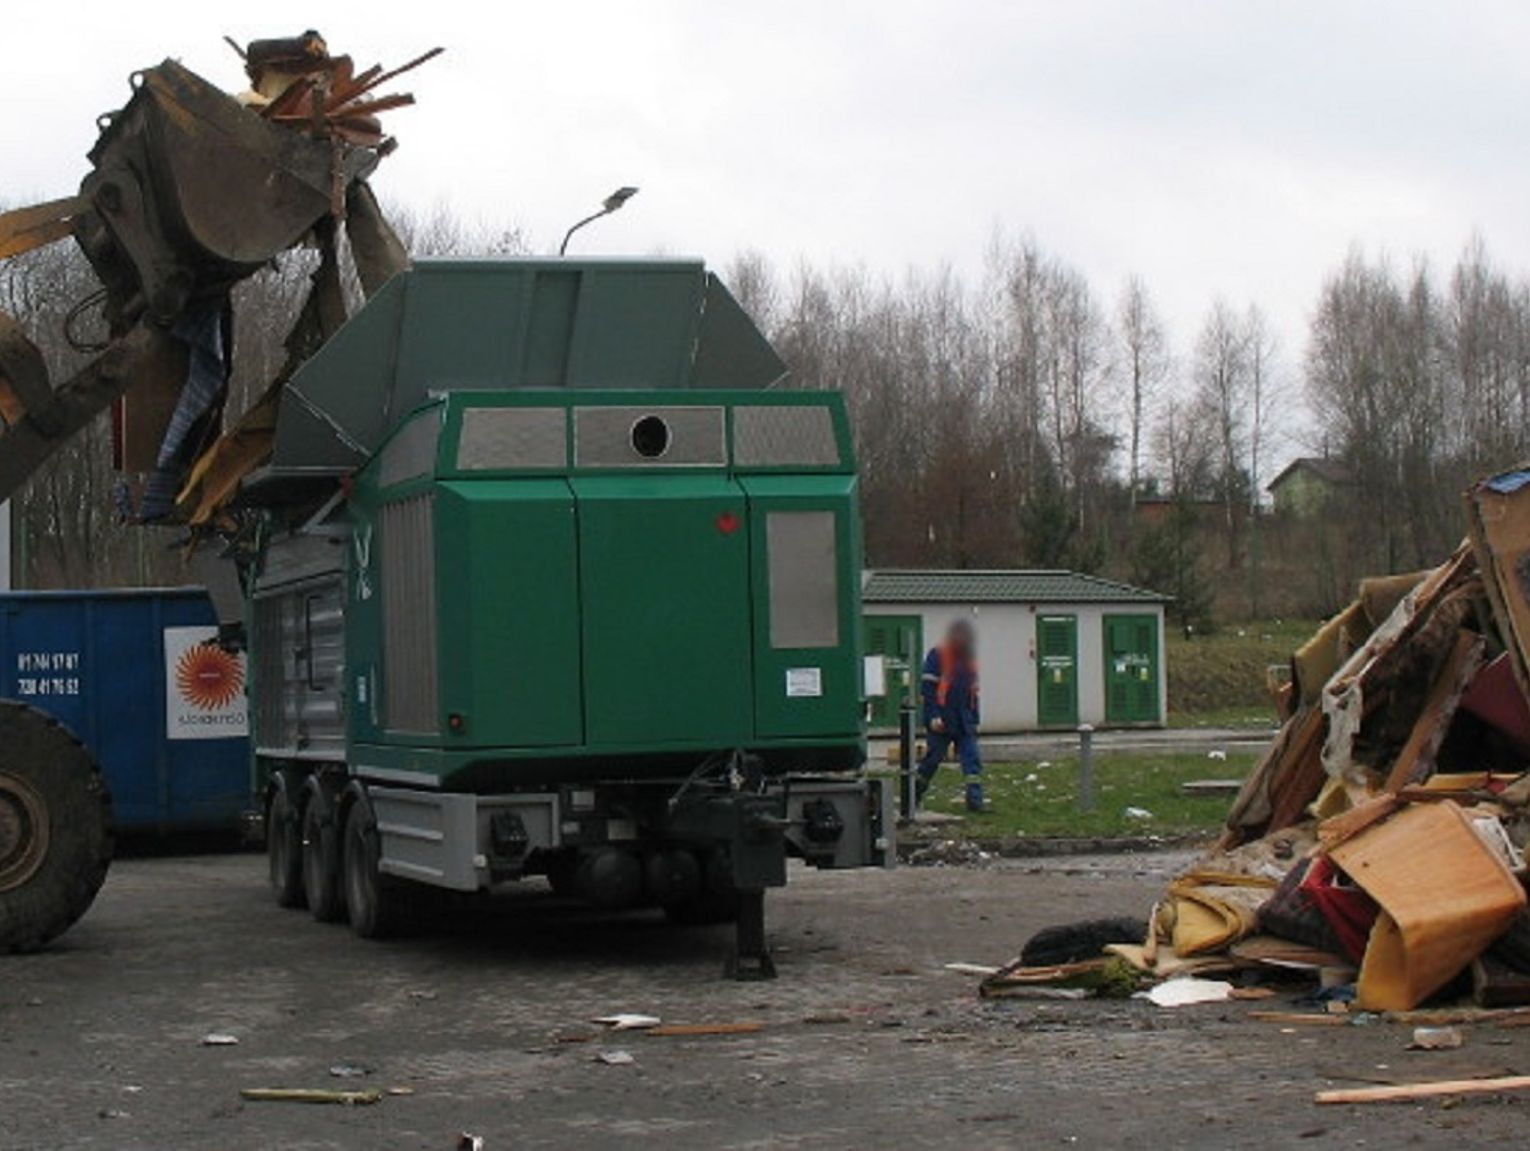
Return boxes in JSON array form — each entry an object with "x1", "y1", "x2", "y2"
[{"x1": 0, "y1": 587, "x2": 251, "y2": 834}]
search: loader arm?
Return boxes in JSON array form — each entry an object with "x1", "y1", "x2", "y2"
[{"x1": 0, "y1": 34, "x2": 423, "y2": 520}]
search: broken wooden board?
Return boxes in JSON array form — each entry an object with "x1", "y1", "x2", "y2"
[
  {"x1": 1316, "y1": 1074, "x2": 1530, "y2": 1106},
  {"x1": 239, "y1": 1088, "x2": 383, "y2": 1106},
  {"x1": 1221, "y1": 704, "x2": 1327, "y2": 845},
  {"x1": 1228, "y1": 935, "x2": 1351, "y2": 973},
  {"x1": 1248, "y1": 1011, "x2": 1350, "y2": 1027},
  {"x1": 1317, "y1": 794, "x2": 1400, "y2": 852},
  {"x1": 0, "y1": 195, "x2": 88, "y2": 260},
  {"x1": 1180, "y1": 779, "x2": 1246, "y2": 797},
  {"x1": 1329, "y1": 801, "x2": 1527, "y2": 1011},
  {"x1": 1383, "y1": 630, "x2": 1486, "y2": 792},
  {"x1": 1320, "y1": 546, "x2": 1478, "y2": 784},
  {"x1": 643, "y1": 1023, "x2": 767, "y2": 1038}
]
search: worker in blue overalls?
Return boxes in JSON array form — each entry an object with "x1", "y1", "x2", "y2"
[{"x1": 915, "y1": 619, "x2": 985, "y2": 813}]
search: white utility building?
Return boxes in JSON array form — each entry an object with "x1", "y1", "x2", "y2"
[{"x1": 862, "y1": 570, "x2": 1171, "y2": 732}]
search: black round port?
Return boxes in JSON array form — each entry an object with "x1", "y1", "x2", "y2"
[{"x1": 631, "y1": 414, "x2": 671, "y2": 459}]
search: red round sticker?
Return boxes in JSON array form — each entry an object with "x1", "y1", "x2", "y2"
[{"x1": 716, "y1": 511, "x2": 740, "y2": 535}]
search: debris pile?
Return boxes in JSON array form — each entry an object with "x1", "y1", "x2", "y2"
[{"x1": 986, "y1": 467, "x2": 1530, "y2": 1012}]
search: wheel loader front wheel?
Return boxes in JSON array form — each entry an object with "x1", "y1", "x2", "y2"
[{"x1": 0, "y1": 701, "x2": 113, "y2": 952}]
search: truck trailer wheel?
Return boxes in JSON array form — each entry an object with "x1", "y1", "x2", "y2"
[
  {"x1": 0, "y1": 702, "x2": 113, "y2": 953},
  {"x1": 301, "y1": 783, "x2": 347, "y2": 923},
  {"x1": 266, "y1": 772, "x2": 305, "y2": 909},
  {"x1": 343, "y1": 794, "x2": 407, "y2": 939}
]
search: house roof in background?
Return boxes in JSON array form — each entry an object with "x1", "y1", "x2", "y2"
[
  {"x1": 1267, "y1": 456, "x2": 1353, "y2": 491},
  {"x1": 862, "y1": 569, "x2": 1173, "y2": 605}
]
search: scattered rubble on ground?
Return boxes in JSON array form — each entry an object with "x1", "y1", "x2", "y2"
[
  {"x1": 905, "y1": 839, "x2": 993, "y2": 867},
  {"x1": 982, "y1": 466, "x2": 1530, "y2": 1039}
]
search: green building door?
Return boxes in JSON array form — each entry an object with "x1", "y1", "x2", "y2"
[
  {"x1": 863, "y1": 615, "x2": 922, "y2": 729},
  {"x1": 1036, "y1": 615, "x2": 1078, "y2": 728},
  {"x1": 1103, "y1": 613, "x2": 1160, "y2": 724}
]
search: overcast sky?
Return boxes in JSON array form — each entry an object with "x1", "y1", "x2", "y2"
[{"x1": 5, "y1": 1, "x2": 1528, "y2": 384}]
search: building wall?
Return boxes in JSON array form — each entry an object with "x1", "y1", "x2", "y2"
[
  {"x1": 1271, "y1": 469, "x2": 1334, "y2": 518},
  {"x1": 865, "y1": 601, "x2": 1166, "y2": 732}
]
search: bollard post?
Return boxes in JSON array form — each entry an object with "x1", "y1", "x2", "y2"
[
  {"x1": 1077, "y1": 723, "x2": 1095, "y2": 813},
  {"x1": 899, "y1": 700, "x2": 918, "y2": 820}
]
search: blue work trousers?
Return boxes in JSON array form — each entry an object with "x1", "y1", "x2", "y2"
[{"x1": 916, "y1": 729, "x2": 984, "y2": 810}]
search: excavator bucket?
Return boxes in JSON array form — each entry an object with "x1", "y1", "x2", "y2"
[
  {"x1": 77, "y1": 59, "x2": 379, "y2": 326},
  {"x1": 0, "y1": 35, "x2": 426, "y2": 510}
]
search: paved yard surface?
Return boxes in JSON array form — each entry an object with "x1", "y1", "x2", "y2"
[{"x1": 3, "y1": 850, "x2": 1527, "y2": 1149}]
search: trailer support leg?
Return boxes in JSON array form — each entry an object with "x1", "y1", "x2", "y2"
[{"x1": 726, "y1": 890, "x2": 776, "y2": 981}]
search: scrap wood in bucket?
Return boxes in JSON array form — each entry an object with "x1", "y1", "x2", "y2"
[
  {"x1": 230, "y1": 31, "x2": 443, "y2": 150},
  {"x1": 985, "y1": 466, "x2": 1530, "y2": 1013}
]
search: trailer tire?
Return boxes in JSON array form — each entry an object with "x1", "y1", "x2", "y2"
[
  {"x1": 663, "y1": 850, "x2": 739, "y2": 925},
  {"x1": 301, "y1": 782, "x2": 346, "y2": 923},
  {"x1": 664, "y1": 894, "x2": 740, "y2": 926},
  {"x1": 343, "y1": 792, "x2": 406, "y2": 940},
  {"x1": 266, "y1": 772, "x2": 305, "y2": 909},
  {"x1": 0, "y1": 701, "x2": 114, "y2": 953}
]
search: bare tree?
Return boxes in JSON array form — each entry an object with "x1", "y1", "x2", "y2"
[
  {"x1": 1115, "y1": 276, "x2": 1168, "y2": 508},
  {"x1": 1193, "y1": 300, "x2": 1250, "y2": 567}
]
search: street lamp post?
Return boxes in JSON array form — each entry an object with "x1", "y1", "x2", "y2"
[{"x1": 559, "y1": 186, "x2": 639, "y2": 255}]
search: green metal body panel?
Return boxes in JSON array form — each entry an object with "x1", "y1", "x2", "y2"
[
  {"x1": 333, "y1": 387, "x2": 862, "y2": 790},
  {"x1": 573, "y1": 474, "x2": 753, "y2": 747},
  {"x1": 739, "y1": 475, "x2": 862, "y2": 740},
  {"x1": 1102, "y1": 612, "x2": 1160, "y2": 724},
  {"x1": 1036, "y1": 614, "x2": 1079, "y2": 728},
  {"x1": 271, "y1": 260, "x2": 787, "y2": 473},
  {"x1": 435, "y1": 480, "x2": 583, "y2": 747}
]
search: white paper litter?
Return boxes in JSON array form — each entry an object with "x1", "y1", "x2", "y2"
[
  {"x1": 1140, "y1": 978, "x2": 1234, "y2": 1007},
  {"x1": 1409, "y1": 1026, "x2": 1464, "y2": 1051},
  {"x1": 593, "y1": 1013, "x2": 661, "y2": 1031},
  {"x1": 594, "y1": 1049, "x2": 636, "y2": 1066},
  {"x1": 943, "y1": 962, "x2": 1001, "y2": 976},
  {"x1": 200, "y1": 1034, "x2": 239, "y2": 1047}
]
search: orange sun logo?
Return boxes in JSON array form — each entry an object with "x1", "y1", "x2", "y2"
[{"x1": 174, "y1": 643, "x2": 244, "y2": 711}]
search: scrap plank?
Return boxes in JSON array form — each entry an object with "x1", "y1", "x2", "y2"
[
  {"x1": 643, "y1": 1023, "x2": 767, "y2": 1037},
  {"x1": 1316, "y1": 1074, "x2": 1530, "y2": 1105}
]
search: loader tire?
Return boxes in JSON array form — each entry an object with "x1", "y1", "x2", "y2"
[
  {"x1": 0, "y1": 701, "x2": 114, "y2": 953},
  {"x1": 1020, "y1": 917, "x2": 1147, "y2": 967}
]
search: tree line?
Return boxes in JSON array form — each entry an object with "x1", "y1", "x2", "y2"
[{"x1": 3, "y1": 202, "x2": 1528, "y2": 624}]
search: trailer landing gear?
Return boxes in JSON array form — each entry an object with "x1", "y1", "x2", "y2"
[{"x1": 725, "y1": 890, "x2": 776, "y2": 981}]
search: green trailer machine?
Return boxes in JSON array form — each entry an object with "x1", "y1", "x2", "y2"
[{"x1": 248, "y1": 258, "x2": 892, "y2": 976}]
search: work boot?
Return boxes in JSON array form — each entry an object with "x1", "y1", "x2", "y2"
[{"x1": 964, "y1": 781, "x2": 986, "y2": 813}]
